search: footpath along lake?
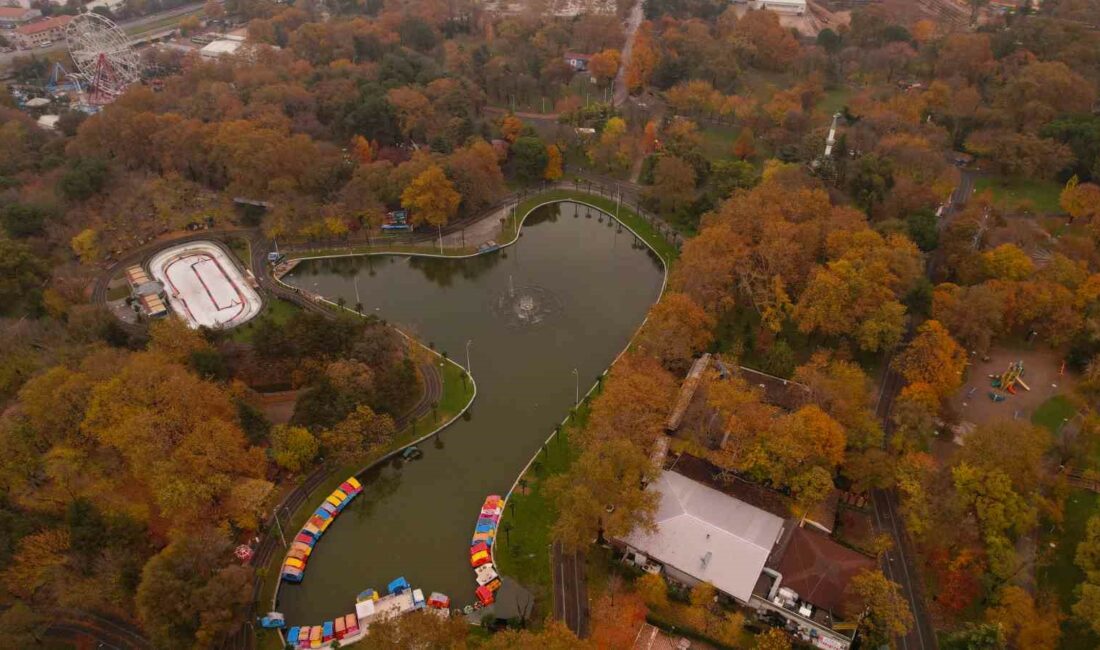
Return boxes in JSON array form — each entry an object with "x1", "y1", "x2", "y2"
[{"x1": 278, "y1": 201, "x2": 664, "y2": 621}]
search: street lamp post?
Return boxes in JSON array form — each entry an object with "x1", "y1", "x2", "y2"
[
  {"x1": 273, "y1": 506, "x2": 287, "y2": 548},
  {"x1": 572, "y1": 368, "x2": 579, "y2": 406},
  {"x1": 466, "y1": 339, "x2": 473, "y2": 375}
]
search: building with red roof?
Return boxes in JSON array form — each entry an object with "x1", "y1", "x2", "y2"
[{"x1": 14, "y1": 14, "x2": 71, "y2": 49}]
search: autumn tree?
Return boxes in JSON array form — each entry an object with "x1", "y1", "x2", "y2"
[
  {"x1": 588, "y1": 49, "x2": 621, "y2": 86},
  {"x1": 270, "y1": 425, "x2": 319, "y2": 473},
  {"x1": 588, "y1": 117, "x2": 633, "y2": 171},
  {"x1": 356, "y1": 610, "x2": 470, "y2": 649},
  {"x1": 136, "y1": 528, "x2": 252, "y2": 650},
  {"x1": 203, "y1": 0, "x2": 225, "y2": 19},
  {"x1": 891, "y1": 320, "x2": 967, "y2": 398},
  {"x1": 892, "y1": 382, "x2": 940, "y2": 451},
  {"x1": 500, "y1": 115, "x2": 524, "y2": 143},
  {"x1": 636, "y1": 293, "x2": 714, "y2": 372},
  {"x1": 844, "y1": 569, "x2": 914, "y2": 648},
  {"x1": 544, "y1": 144, "x2": 563, "y2": 181},
  {"x1": 321, "y1": 405, "x2": 396, "y2": 465},
  {"x1": 1061, "y1": 177, "x2": 1100, "y2": 223},
  {"x1": 755, "y1": 628, "x2": 793, "y2": 650},
  {"x1": 636, "y1": 572, "x2": 669, "y2": 610},
  {"x1": 81, "y1": 353, "x2": 264, "y2": 528},
  {"x1": 985, "y1": 586, "x2": 1061, "y2": 650},
  {"x1": 732, "y1": 128, "x2": 756, "y2": 160},
  {"x1": 645, "y1": 156, "x2": 697, "y2": 218},
  {"x1": 591, "y1": 590, "x2": 646, "y2": 648},
  {"x1": 626, "y1": 22, "x2": 658, "y2": 92},
  {"x1": 446, "y1": 139, "x2": 505, "y2": 215},
  {"x1": 581, "y1": 353, "x2": 677, "y2": 449},
  {"x1": 401, "y1": 165, "x2": 461, "y2": 228},
  {"x1": 670, "y1": 224, "x2": 748, "y2": 315},
  {"x1": 478, "y1": 621, "x2": 593, "y2": 649},
  {"x1": 546, "y1": 437, "x2": 660, "y2": 552}
]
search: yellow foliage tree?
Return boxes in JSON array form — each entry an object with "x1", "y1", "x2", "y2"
[
  {"x1": 71, "y1": 228, "x2": 100, "y2": 263},
  {"x1": 544, "y1": 144, "x2": 563, "y2": 181},
  {"x1": 401, "y1": 165, "x2": 461, "y2": 228}
]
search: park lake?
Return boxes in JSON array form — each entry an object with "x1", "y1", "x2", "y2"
[{"x1": 277, "y1": 201, "x2": 665, "y2": 622}]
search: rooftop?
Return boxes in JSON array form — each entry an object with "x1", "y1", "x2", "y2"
[
  {"x1": 16, "y1": 14, "x2": 71, "y2": 35},
  {"x1": 774, "y1": 527, "x2": 875, "y2": 616},
  {"x1": 620, "y1": 470, "x2": 786, "y2": 603}
]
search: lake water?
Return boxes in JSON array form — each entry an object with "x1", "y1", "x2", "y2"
[{"x1": 277, "y1": 201, "x2": 664, "y2": 623}]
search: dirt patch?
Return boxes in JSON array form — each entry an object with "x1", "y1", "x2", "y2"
[
  {"x1": 255, "y1": 389, "x2": 303, "y2": 425},
  {"x1": 835, "y1": 506, "x2": 876, "y2": 554},
  {"x1": 949, "y1": 346, "x2": 1075, "y2": 435}
]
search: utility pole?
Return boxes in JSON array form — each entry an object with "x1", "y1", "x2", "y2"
[
  {"x1": 438, "y1": 223, "x2": 444, "y2": 254},
  {"x1": 572, "y1": 368, "x2": 579, "y2": 406},
  {"x1": 466, "y1": 339, "x2": 473, "y2": 375}
]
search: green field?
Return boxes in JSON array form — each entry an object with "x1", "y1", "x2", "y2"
[
  {"x1": 819, "y1": 87, "x2": 853, "y2": 115},
  {"x1": 1038, "y1": 489, "x2": 1100, "y2": 650},
  {"x1": 493, "y1": 406, "x2": 587, "y2": 611},
  {"x1": 974, "y1": 176, "x2": 1064, "y2": 214},
  {"x1": 228, "y1": 297, "x2": 299, "y2": 344},
  {"x1": 698, "y1": 124, "x2": 740, "y2": 162},
  {"x1": 1032, "y1": 395, "x2": 1076, "y2": 434}
]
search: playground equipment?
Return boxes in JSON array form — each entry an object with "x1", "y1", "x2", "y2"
[
  {"x1": 46, "y1": 62, "x2": 82, "y2": 95},
  {"x1": 988, "y1": 360, "x2": 1030, "y2": 400}
]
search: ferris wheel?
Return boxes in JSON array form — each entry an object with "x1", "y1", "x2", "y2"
[{"x1": 65, "y1": 13, "x2": 142, "y2": 105}]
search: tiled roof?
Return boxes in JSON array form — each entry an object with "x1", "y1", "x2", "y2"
[{"x1": 775, "y1": 527, "x2": 875, "y2": 615}]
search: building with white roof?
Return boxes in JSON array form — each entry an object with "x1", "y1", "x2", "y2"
[
  {"x1": 199, "y1": 38, "x2": 244, "y2": 59},
  {"x1": 618, "y1": 470, "x2": 786, "y2": 603},
  {"x1": 752, "y1": 0, "x2": 806, "y2": 14}
]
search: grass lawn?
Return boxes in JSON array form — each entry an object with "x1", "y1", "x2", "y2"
[
  {"x1": 1032, "y1": 395, "x2": 1076, "y2": 434},
  {"x1": 106, "y1": 283, "x2": 130, "y2": 301},
  {"x1": 254, "y1": 356, "x2": 474, "y2": 650},
  {"x1": 698, "y1": 124, "x2": 740, "y2": 162},
  {"x1": 493, "y1": 406, "x2": 587, "y2": 610},
  {"x1": 124, "y1": 8, "x2": 203, "y2": 36},
  {"x1": 229, "y1": 297, "x2": 299, "y2": 344},
  {"x1": 974, "y1": 176, "x2": 1064, "y2": 215},
  {"x1": 1037, "y1": 489, "x2": 1100, "y2": 650},
  {"x1": 818, "y1": 87, "x2": 852, "y2": 115}
]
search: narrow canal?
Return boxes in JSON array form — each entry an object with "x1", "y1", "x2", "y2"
[{"x1": 277, "y1": 201, "x2": 664, "y2": 622}]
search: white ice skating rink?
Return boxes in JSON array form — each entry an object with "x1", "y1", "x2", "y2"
[{"x1": 147, "y1": 241, "x2": 262, "y2": 329}]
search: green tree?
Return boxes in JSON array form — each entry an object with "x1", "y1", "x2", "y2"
[
  {"x1": 58, "y1": 158, "x2": 110, "y2": 201},
  {"x1": 511, "y1": 135, "x2": 549, "y2": 183},
  {"x1": 0, "y1": 237, "x2": 48, "y2": 315},
  {"x1": 849, "y1": 154, "x2": 895, "y2": 213}
]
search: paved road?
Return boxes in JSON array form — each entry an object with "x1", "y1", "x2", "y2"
[
  {"x1": 551, "y1": 542, "x2": 589, "y2": 637},
  {"x1": 866, "y1": 169, "x2": 980, "y2": 650},
  {"x1": 0, "y1": 2, "x2": 205, "y2": 71},
  {"x1": 44, "y1": 609, "x2": 153, "y2": 650},
  {"x1": 613, "y1": 0, "x2": 646, "y2": 107}
]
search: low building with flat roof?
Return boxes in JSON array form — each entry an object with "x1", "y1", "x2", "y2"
[{"x1": 616, "y1": 470, "x2": 787, "y2": 603}]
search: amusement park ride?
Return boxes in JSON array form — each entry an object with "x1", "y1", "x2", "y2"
[{"x1": 63, "y1": 13, "x2": 143, "y2": 109}]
